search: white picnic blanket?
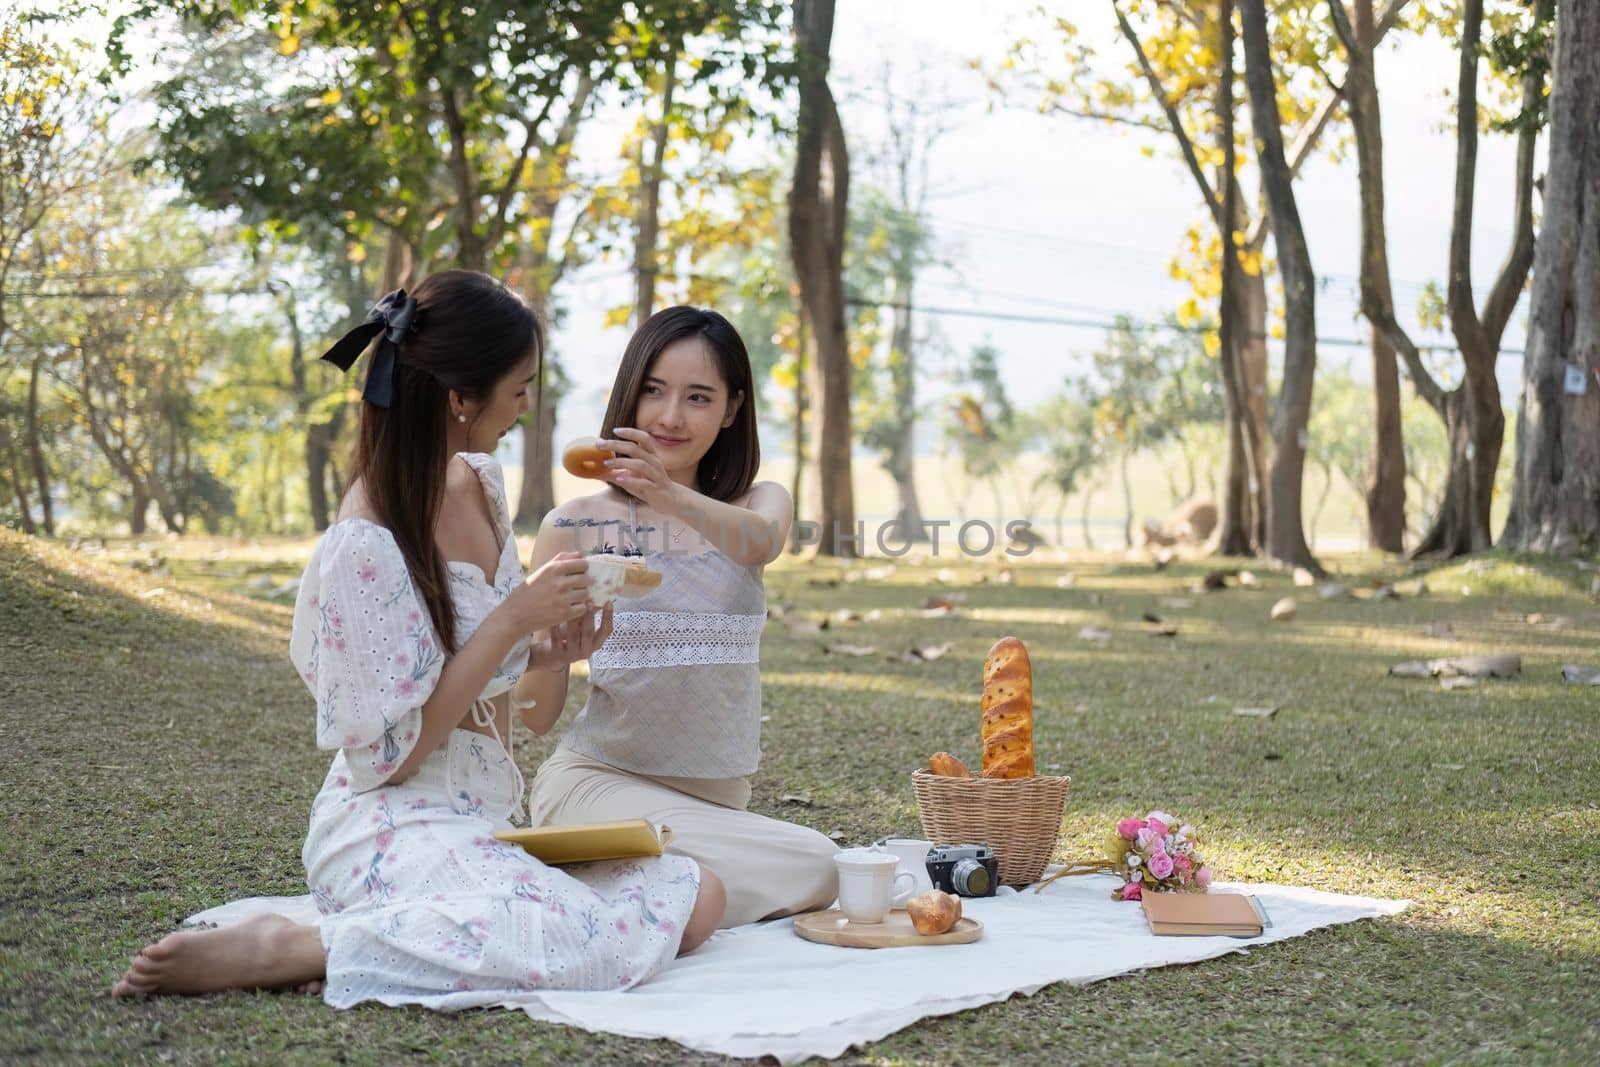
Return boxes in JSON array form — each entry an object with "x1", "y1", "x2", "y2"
[{"x1": 188, "y1": 873, "x2": 1407, "y2": 1062}]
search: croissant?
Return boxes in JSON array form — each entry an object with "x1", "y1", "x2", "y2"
[
  {"x1": 928, "y1": 752, "x2": 971, "y2": 778},
  {"x1": 980, "y1": 636, "x2": 1034, "y2": 779}
]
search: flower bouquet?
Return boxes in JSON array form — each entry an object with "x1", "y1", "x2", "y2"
[{"x1": 1036, "y1": 810, "x2": 1213, "y2": 900}]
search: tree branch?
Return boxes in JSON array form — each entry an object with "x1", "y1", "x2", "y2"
[
  {"x1": 1481, "y1": 52, "x2": 1545, "y2": 346},
  {"x1": 1245, "y1": 0, "x2": 1410, "y2": 249},
  {"x1": 1111, "y1": 0, "x2": 1223, "y2": 232}
]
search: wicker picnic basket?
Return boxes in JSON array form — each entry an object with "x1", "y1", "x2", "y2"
[{"x1": 912, "y1": 769, "x2": 1072, "y2": 887}]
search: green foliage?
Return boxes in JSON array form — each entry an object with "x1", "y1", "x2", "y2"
[
  {"x1": 127, "y1": 0, "x2": 788, "y2": 275},
  {"x1": 945, "y1": 343, "x2": 1019, "y2": 511}
]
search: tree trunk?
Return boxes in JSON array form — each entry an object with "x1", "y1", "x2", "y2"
[
  {"x1": 129, "y1": 483, "x2": 149, "y2": 536},
  {"x1": 1214, "y1": 0, "x2": 1255, "y2": 558},
  {"x1": 788, "y1": 0, "x2": 855, "y2": 557},
  {"x1": 886, "y1": 270, "x2": 925, "y2": 541},
  {"x1": 634, "y1": 52, "x2": 678, "y2": 327},
  {"x1": 1414, "y1": 386, "x2": 1502, "y2": 556},
  {"x1": 789, "y1": 311, "x2": 808, "y2": 554},
  {"x1": 1332, "y1": 0, "x2": 1408, "y2": 553},
  {"x1": 1410, "y1": 0, "x2": 1543, "y2": 557},
  {"x1": 25, "y1": 354, "x2": 54, "y2": 536},
  {"x1": 1080, "y1": 484, "x2": 1096, "y2": 551},
  {"x1": 1366, "y1": 323, "x2": 1406, "y2": 550},
  {"x1": 1241, "y1": 0, "x2": 1320, "y2": 574},
  {"x1": 1119, "y1": 448, "x2": 1134, "y2": 548},
  {"x1": 281, "y1": 283, "x2": 333, "y2": 532},
  {"x1": 1239, "y1": 252, "x2": 1270, "y2": 549},
  {"x1": 1502, "y1": 0, "x2": 1600, "y2": 553},
  {"x1": 1217, "y1": 415, "x2": 1253, "y2": 554},
  {"x1": 1, "y1": 413, "x2": 36, "y2": 534}
]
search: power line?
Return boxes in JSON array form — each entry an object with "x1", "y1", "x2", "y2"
[{"x1": 844, "y1": 295, "x2": 1526, "y2": 359}]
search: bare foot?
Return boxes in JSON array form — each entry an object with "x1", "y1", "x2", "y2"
[
  {"x1": 296, "y1": 980, "x2": 326, "y2": 996},
  {"x1": 111, "y1": 914, "x2": 324, "y2": 998}
]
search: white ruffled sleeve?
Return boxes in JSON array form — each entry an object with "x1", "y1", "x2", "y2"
[{"x1": 289, "y1": 522, "x2": 445, "y2": 791}]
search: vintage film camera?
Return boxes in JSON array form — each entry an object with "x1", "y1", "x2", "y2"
[{"x1": 925, "y1": 843, "x2": 999, "y2": 897}]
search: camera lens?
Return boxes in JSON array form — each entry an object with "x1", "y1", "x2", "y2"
[{"x1": 951, "y1": 858, "x2": 991, "y2": 896}]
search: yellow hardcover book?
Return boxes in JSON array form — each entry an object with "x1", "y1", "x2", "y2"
[{"x1": 494, "y1": 819, "x2": 673, "y2": 865}]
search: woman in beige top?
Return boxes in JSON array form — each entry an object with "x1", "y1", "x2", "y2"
[{"x1": 515, "y1": 306, "x2": 838, "y2": 927}]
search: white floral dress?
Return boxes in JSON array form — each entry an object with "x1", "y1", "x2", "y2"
[{"x1": 289, "y1": 453, "x2": 700, "y2": 1010}]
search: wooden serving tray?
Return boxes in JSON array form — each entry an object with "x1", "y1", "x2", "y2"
[{"x1": 793, "y1": 908, "x2": 983, "y2": 948}]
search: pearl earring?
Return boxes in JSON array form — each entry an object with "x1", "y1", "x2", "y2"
[{"x1": 457, "y1": 414, "x2": 466, "y2": 423}]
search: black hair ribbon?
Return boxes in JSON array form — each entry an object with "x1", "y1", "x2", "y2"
[{"x1": 317, "y1": 288, "x2": 418, "y2": 408}]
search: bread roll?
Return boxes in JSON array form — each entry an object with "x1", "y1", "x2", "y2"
[
  {"x1": 928, "y1": 752, "x2": 972, "y2": 778},
  {"x1": 562, "y1": 436, "x2": 615, "y2": 479},
  {"x1": 980, "y1": 636, "x2": 1034, "y2": 779},
  {"x1": 906, "y1": 890, "x2": 962, "y2": 935}
]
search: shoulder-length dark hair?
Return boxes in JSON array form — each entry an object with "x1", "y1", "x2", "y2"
[
  {"x1": 347, "y1": 270, "x2": 541, "y2": 654},
  {"x1": 600, "y1": 306, "x2": 759, "y2": 502}
]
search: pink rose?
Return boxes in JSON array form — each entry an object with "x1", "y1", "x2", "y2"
[
  {"x1": 1195, "y1": 866, "x2": 1213, "y2": 888},
  {"x1": 1120, "y1": 881, "x2": 1142, "y2": 901},
  {"x1": 1149, "y1": 851, "x2": 1175, "y2": 879},
  {"x1": 1174, "y1": 855, "x2": 1193, "y2": 874},
  {"x1": 1117, "y1": 818, "x2": 1146, "y2": 838},
  {"x1": 1146, "y1": 816, "x2": 1169, "y2": 837},
  {"x1": 1135, "y1": 828, "x2": 1156, "y2": 850}
]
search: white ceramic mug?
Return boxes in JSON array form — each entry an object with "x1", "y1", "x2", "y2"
[
  {"x1": 876, "y1": 837, "x2": 935, "y2": 894},
  {"x1": 584, "y1": 556, "x2": 627, "y2": 606},
  {"x1": 834, "y1": 846, "x2": 917, "y2": 924}
]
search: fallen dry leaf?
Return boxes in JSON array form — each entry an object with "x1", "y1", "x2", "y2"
[
  {"x1": 907, "y1": 641, "x2": 953, "y2": 661},
  {"x1": 1292, "y1": 567, "x2": 1316, "y2": 587},
  {"x1": 781, "y1": 615, "x2": 826, "y2": 633},
  {"x1": 1055, "y1": 573, "x2": 1077, "y2": 589},
  {"x1": 1077, "y1": 625, "x2": 1113, "y2": 642},
  {"x1": 1158, "y1": 596, "x2": 1194, "y2": 610},
  {"x1": 1319, "y1": 583, "x2": 1353, "y2": 601},
  {"x1": 779, "y1": 794, "x2": 814, "y2": 806},
  {"x1": 1238, "y1": 569, "x2": 1259, "y2": 587},
  {"x1": 1270, "y1": 597, "x2": 1298, "y2": 622},
  {"x1": 1389, "y1": 654, "x2": 1522, "y2": 680},
  {"x1": 1561, "y1": 665, "x2": 1600, "y2": 685},
  {"x1": 1233, "y1": 705, "x2": 1279, "y2": 718},
  {"x1": 1424, "y1": 622, "x2": 1458, "y2": 640},
  {"x1": 822, "y1": 643, "x2": 877, "y2": 657},
  {"x1": 1440, "y1": 675, "x2": 1480, "y2": 690},
  {"x1": 1370, "y1": 584, "x2": 1400, "y2": 602}
]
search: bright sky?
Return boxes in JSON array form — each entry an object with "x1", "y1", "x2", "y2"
[{"x1": 545, "y1": 0, "x2": 1534, "y2": 457}]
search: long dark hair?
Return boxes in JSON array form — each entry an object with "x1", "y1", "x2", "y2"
[
  {"x1": 348, "y1": 270, "x2": 541, "y2": 653},
  {"x1": 600, "y1": 306, "x2": 759, "y2": 502}
]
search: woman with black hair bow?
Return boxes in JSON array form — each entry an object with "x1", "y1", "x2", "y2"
[{"x1": 112, "y1": 272, "x2": 724, "y2": 1004}]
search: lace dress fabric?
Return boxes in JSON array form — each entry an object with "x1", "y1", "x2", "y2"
[
  {"x1": 288, "y1": 454, "x2": 700, "y2": 1009},
  {"x1": 560, "y1": 499, "x2": 767, "y2": 778}
]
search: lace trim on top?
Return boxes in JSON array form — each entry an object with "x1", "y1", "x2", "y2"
[{"x1": 590, "y1": 609, "x2": 763, "y2": 669}]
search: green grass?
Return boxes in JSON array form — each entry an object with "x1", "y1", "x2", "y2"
[{"x1": 2, "y1": 529, "x2": 1598, "y2": 1064}]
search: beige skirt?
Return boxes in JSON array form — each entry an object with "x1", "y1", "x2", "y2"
[{"x1": 529, "y1": 745, "x2": 838, "y2": 927}]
